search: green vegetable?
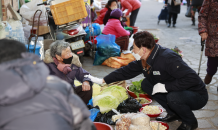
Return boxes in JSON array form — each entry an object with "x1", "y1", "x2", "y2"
[
  {"x1": 93, "y1": 94, "x2": 120, "y2": 114},
  {"x1": 151, "y1": 33, "x2": 159, "y2": 40},
  {"x1": 129, "y1": 79, "x2": 147, "y2": 98},
  {"x1": 100, "y1": 85, "x2": 128, "y2": 103},
  {"x1": 171, "y1": 49, "x2": 182, "y2": 57}
]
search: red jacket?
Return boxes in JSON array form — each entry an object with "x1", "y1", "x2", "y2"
[
  {"x1": 94, "y1": 8, "x2": 108, "y2": 25},
  {"x1": 102, "y1": 19, "x2": 130, "y2": 38},
  {"x1": 121, "y1": 0, "x2": 141, "y2": 16}
]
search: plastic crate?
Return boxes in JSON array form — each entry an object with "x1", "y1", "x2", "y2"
[{"x1": 50, "y1": 0, "x2": 88, "y2": 25}]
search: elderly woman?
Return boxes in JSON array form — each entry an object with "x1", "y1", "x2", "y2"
[
  {"x1": 198, "y1": 0, "x2": 218, "y2": 86},
  {"x1": 44, "y1": 40, "x2": 93, "y2": 104}
]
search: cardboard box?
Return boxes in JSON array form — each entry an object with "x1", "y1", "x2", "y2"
[{"x1": 32, "y1": 26, "x2": 50, "y2": 36}]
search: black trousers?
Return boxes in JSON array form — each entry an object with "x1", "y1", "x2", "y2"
[
  {"x1": 130, "y1": 8, "x2": 140, "y2": 26},
  {"x1": 168, "y1": 12, "x2": 178, "y2": 24},
  {"x1": 141, "y1": 78, "x2": 208, "y2": 125},
  {"x1": 74, "y1": 85, "x2": 92, "y2": 105}
]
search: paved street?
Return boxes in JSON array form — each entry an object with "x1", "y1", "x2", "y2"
[{"x1": 83, "y1": 0, "x2": 218, "y2": 129}]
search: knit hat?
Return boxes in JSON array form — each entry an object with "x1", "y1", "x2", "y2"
[{"x1": 110, "y1": 9, "x2": 122, "y2": 19}]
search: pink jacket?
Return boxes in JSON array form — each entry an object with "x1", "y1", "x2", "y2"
[
  {"x1": 102, "y1": 19, "x2": 130, "y2": 38},
  {"x1": 121, "y1": 0, "x2": 141, "y2": 16}
]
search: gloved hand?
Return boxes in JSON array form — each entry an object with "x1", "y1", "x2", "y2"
[
  {"x1": 84, "y1": 74, "x2": 103, "y2": 84},
  {"x1": 152, "y1": 83, "x2": 168, "y2": 95}
]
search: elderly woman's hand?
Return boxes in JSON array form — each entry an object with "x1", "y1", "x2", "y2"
[
  {"x1": 200, "y1": 33, "x2": 208, "y2": 41},
  {"x1": 82, "y1": 81, "x2": 90, "y2": 91}
]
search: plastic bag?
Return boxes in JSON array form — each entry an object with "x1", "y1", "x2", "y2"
[
  {"x1": 87, "y1": 98, "x2": 93, "y2": 106},
  {"x1": 89, "y1": 108, "x2": 100, "y2": 121},
  {"x1": 117, "y1": 97, "x2": 142, "y2": 113},
  {"x1": 23, "y1": 24, "x2": 32, "y2": 44},
  {"x1": 7, "y1": 20, "x2": 25, "y2": 44},
  {"x1": 93, "y1": 34, "x2": 121, "y2": 65},
  {"x1": 94, "y1": 110, "x2": 116, "y2": 125},
  {"x1": 185, "y1": 6, "x2": 191, "y2": 17},
  {"x1": 102, "y1": 53, "x2": 135, "y2": 68},
  {"x1": 0, "y1": 21, "x2": 12, "y2": 39},
  {"x1": 20, "y1": 0, "x2": 47, "y2": 26},
  {"x1": 84, "y1": 23, "x2": 101, "y2": 41}
]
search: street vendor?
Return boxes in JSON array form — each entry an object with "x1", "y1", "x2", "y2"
[
  {"x1": 86, "y1": 31, "x2": 208, "y2": 130},
  {"x1": 45, "y1": 40, "x2": 93, "y2": 104}
]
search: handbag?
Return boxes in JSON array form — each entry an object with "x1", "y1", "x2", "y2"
[
  {"x1": 192, "y1": 0, "x2": 204, "y2": 6},
  {"x1": 185, "y1": 6, "x2": 192, "y2": 17},
  {"x1": 174, "y1": 0, "x2": 181, "y2": 6}
]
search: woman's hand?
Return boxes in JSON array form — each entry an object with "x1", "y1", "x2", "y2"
[
  {"x1": 82, "y1": 81, "x2": 90, "y2": 91},
  {"x1": 200, "y1": 33, "x2": 208, "y2": 41}
]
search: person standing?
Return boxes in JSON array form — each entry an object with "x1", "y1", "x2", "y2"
[
  {"x1": 120, "y1": 0, "x2": 141, "y2": 26},
  {"x1": 190, "y1": 0, "x2": 203, "y2": 26},
  {"x1": 165, "y1": 0, "x2": 183, "y2": 27},
  {"x1": 198, "y1": 0, "x2": 218, "y2": 85}
]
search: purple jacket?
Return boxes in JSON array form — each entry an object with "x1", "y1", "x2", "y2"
[{"x1": 46, "y1": 63, "x2": 93, "y2": 87}]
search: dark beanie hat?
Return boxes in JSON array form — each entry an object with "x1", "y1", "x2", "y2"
[{"x1": 110, "y1": 9, "x2": 122, "y2": 18}]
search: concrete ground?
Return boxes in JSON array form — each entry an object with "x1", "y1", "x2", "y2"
[{"x1": 83, "y1": 0, "x2": 218, "y2": 129}]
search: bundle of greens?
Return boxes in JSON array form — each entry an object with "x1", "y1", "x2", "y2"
[
  {"x1": 171, "y1": 46, "x2": 183, "y2": 57},
  {"x1": 151, "y1": 33, "x2": 159, "y2": 40},
  {"x1": 129, "y1": 80, "x2": 147, "y2": 98}
]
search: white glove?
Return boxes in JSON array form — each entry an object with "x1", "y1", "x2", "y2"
[
  {"x1": 152, "y1": 83, "x2": 168, "y2": 95},
  {"x1": 84, "y1": 74, "x2": 103, "y2": 84}
]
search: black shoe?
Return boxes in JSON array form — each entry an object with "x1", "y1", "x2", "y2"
[
  {"x1": 192, "y1": 19, "x2": 195, "y2": 26},
  {"x1": 156, "y1": 113, "x2": 181, "y2": 122},
  {"x1": 168, "y1": 24, "x2": 171, "y2": 27},
  {"x1": 177, "y1": 122, "x2": 198, "y2": 130},
  {"x1": 173, "y1": 24, "x2": 176, "y2": 27}
]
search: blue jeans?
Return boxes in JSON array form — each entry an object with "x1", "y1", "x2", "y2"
[{"x1": 141, "y1": 78, "x2": 208, "y2": 125}]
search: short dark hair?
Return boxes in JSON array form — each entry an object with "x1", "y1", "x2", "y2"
[
  {"x1": 133, "y1": 31, "x2": 156, "y2": 50},
  {"x1": 91, "y1": 0, "x2": 94, "y2": 5},
  {"x1": 0, "y1": 39, "x2": 26, "y2": 63},
  {"x1": 105, "y1": 0, "x2": 118, "y2": 9}
]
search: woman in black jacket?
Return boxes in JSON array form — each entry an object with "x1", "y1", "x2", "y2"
[{"x1": 165, "y1": 0, "x2": 183, "y2": 27}]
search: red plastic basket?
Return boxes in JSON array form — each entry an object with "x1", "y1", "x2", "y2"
[
  {"x1": 150, "y1": 121, "x2": 169, "y2": 130},
  {"x1": 140, "y1": 106, "x2": 163, "y2": 117},
  {"x1": 126, "y1": 86, "x2": 152, "y2": 99}
]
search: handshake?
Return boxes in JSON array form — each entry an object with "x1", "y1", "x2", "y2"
[{"x1": 84, "y1": 74, "x2": 104, "y2": 84}]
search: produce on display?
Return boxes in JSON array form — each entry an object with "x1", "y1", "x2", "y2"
[
  {"x1": 74, "y1": 80, "x2": 82, "y2": 86},
  {"x1": 150, "y1": 122, "x2": 168, "y2": 130},
  {"x1": 117, "y1": 97, "x2": 142, "y2": 113},
  {"x1": 171, "y1": 46, "x2": 183, "y2": 57},
  {"x1": 93, "y1": 94, "x2": 120, "y2": 113},
  {"x1": 94, "y1": 110, "x2": 117, "y2": 125},
  {"x1": 116, "y1": 113, "x2": 152, "y2": 130},
  {"x1": 135, "y1": 98, "x2": 150, "y2": 104},
  {"x1": 100, "y1": 81, "x2": 126, "y2": 91},
  {"x1": 99, "y1": 85, "x2": 128, "y2": 103},
  {"x1": 141, "y1": 106, "x2": 161, "y2": 115},
  {"x1": 129, "y1": 80, "x2": 147, "y2": 98},
  {"x1": 74, "y1": 80, "x2": 101, "y2": 97},
  {"x1": 92, "y1": 83, "x2": 101, "y2": 97},
  {"x1": 112, "y1": 114, "x2": 123, "y2": 122}
]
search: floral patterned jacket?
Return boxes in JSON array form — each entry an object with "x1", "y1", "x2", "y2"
[{"x1": 198, "y1": 0, "x2": 218, "y2": 57}]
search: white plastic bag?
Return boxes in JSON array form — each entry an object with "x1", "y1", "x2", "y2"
[
  {"x1": 7, "y1": 20, "x2": 25, "y2": 44},
  {"x1": 23, "y1": 24, "x2": 32, "y2": 43},
  {"x1": 0, "y1": 21, "x2": 12, "y2": 39},
  {"x1": 20, "y1": 0, "x2": 47, "y2": 26},
  {"x1": 93, "y1": 0, "x2": 102, "y2": 10}
]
